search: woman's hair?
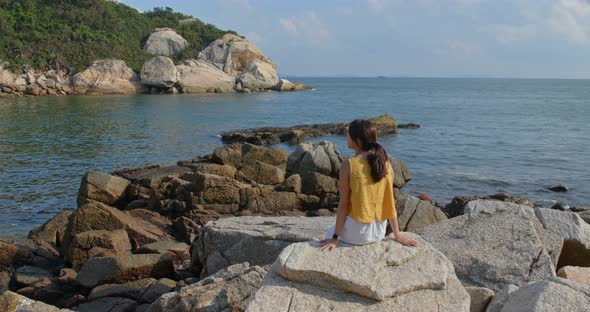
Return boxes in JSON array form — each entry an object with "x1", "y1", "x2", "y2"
[{"x1": 348, "y1": 119, "x2": 389, "y2": 182}]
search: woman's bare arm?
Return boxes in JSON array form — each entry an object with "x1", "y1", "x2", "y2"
[{"x1": 387, "y1": 164, "x2": 417, "y2": 247}]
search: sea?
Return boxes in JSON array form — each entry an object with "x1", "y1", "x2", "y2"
[{"x1": 1, "y1": 77, "x2": 589, "y2": 237}]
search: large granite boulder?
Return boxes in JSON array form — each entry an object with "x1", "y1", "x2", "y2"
[
  {"x1": 140, "y1": 56, "x2": 178, "y2": 88},
  {"x1": 236, "y1": 60, "x2": 279, "y2": 90},
  {"x1": 148, "y1": 263, "x2": 266, "y2": 312},
  {"x1": 444, "y1": 193, "x2": 533, "y2": 218},
  {"x1": 273, "y1": 79, "x2": 311, "y2": 92},
  {"x1": 390, "y1": 158, "x2": 412, "y2": 189},
  {"x1": 114, "y1": 165, "x2": 192, "y2": 188},
  {"x1": 176, "y1": 59, "x2": 234, "y2": 93},
  {"x1": 533, "y1": 208, "x2": 590, "y2": 268},
  {"x1": 0, "y1": 291, "x2": 73, "y2": 312},
  {"x1": 237, "y1": 161, "x2": 285, "y2": 185},
  {"x1": 247, "y1": 234, "x2": 470, "y2": 311},
  {"x1": 27, "y1": 210, "x2": 73, "y2": 246},
  {"x1": 76, "y1": 254, "x2": 174, "y2": 288},
  {"x1": 486, "y1": 279, "x2": 590, "y2": 312},
  {"x1": 65, "y1": 229, "x2": 132, "y2": 267},
  {"x1": 396, "y1": 193, "x2": 447, "y2": 231},
  {"x1": 198, "y1": 33, "x2": 272, "y2": 76},
  {"x1": 77, "y1": 171, "x2": 130, "y2": 207},
  {"x1": 287, "y1": 141, "x2": 343, "y2": 178},
  {"x1": 144, "y1": 28, "x2": 189, "y2": 57},
  {"x1": 416, "y1": 200, "x2": 556, "y2": 292},
  {"x1": 61, "y1": 202, "x2": 173, "y2": 253},
  {"x1": 558, "y1": 266, "x2": 590, "y2": 285},
  {"x1": 70, "y1": 59, "x2": 143, "y2": 95},
  {"x1": 192, "y1": 216, "x2": 332, "y2": 276},
  {"x1": 242, "y1": 143, "x2": 289, "y2": 168}
]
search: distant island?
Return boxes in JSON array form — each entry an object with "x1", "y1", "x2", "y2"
[{"x1": 0, "y1": 1, "x2": 310, "y2": 96}]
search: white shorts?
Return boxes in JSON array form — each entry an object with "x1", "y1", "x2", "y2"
[{"x1": 325, "y1": 216, "x2": 387, "y2": 245}]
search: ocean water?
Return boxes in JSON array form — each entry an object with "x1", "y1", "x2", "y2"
[{"x1": 1, "y1": 78, "x2": 589, "y2": 236}]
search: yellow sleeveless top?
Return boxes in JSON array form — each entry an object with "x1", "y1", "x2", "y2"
[{"x1": 348, "y1": 157, "x2": 397, "y2": 223}]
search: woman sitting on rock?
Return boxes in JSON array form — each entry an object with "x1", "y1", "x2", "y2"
[{"x1": 319, "y1": 119, "x2": 417, "y2": 251}]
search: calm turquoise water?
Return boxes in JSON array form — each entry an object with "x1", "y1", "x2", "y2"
[{"x1": 1, "y1": 78, "x2": 589, "y2": 236}]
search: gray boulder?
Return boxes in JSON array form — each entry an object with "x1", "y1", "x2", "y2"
[
  {"x1": 144, "y1": 28, "x2": 189, "y2": 57},
  {"x1": 465, "y1": 287, "x2": 495, "y2": 312},
  {"x1": 0, "y1": 291, "x2": 73, "y2": 311},
  {"x1": 27, "y1": 210, "x2": 73, "y2": 245},
  {"x1": 77, "y1": 171, "x2": 130, "y2": 207},
  {"x1": 416, "y1": 200, "x2": 556, "y2": 291},
  {"x1": 114, "y1": 165, "x2": 192, "y2": 188},
  {"x1": 148, "y1": 263, "x2": 266, "y2": 312},
  {"x1": 65, "y1": 229, "x2": 132, "y2": 267},
  {"x1": 176, "y1": 59, "x2": 234, "y2": 93},
  {"x1": 70, "y1": 59, "x2": 144, "y2": 95},
  {"x1": 396, "y1": 193, "x2": 447, "y2": 231},
  {"x1": 192, "y1": 216, "x2": 332, "y2": 276},
  {"x1": 236, "y1": 60, "x2": 279, "y2": 90},
  {"x1": 287, "y1": 141, "x2": 343, "y2": 178},
  {"x1": 140, "y1": 57, "x2": 178, "y2": 88},
  {"x1": 247, "y1": 234, "x2": 470, "y2": 311}
]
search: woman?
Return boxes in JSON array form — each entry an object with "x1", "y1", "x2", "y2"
[{"x1": 319, "y1": 119, "x2": 417, "y2": 251}]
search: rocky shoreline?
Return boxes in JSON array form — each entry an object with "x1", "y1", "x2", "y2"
[
  {"x1": 1, "y1": 116, "x2": 590, "y2": 311},
  {"x1": 0, "y1": 31, "x2": 310, "y2": 97}
]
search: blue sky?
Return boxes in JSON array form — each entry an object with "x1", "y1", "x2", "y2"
[{"x1": 122, "y1": 0, "x2": 590, "y2": 78}]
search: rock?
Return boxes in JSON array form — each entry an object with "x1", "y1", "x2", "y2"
[
  {"x1": 144, "y1": 28, "x2": 189, "y2": 57},
  {"x1": 577, "y1": 210, "x2": 590, "y2": 224},
  {"x1": 25, "y1": 83, "x2": 41, "y2": 96},
  {"x1": 273, "y1": 79, "x2": 311, "y2": 91},
  {"x1": 27, "y1": 210, "x2": 73, "y2": 246},
  {"x1": 198, "y1": 33, "x2": 273, "y2": 76},
  {"x1": 88, "y1": 278, "x2": 156, "y2": 301},
  {"x1": 0, "y1": 291, "x2": 73, "y2": 311},
  {"x1": 172, "y1": 217, "x2": 200, "y2": 245},
  {"x1": 212, "y1": 146, "x2": 242, "y2": 168},
  {"x1": 181, "y1": 162, "x2": 237, "y2": 179},
  {"x1": 300, "y1": 172, "x2": 339, "y2": 195},
  {"x1": 148, "y1": 263, "x2": 266, "y2": 312},
  {"x1": 276, "y1": 174, "x2": 301, "y2": 193},
  {"x1": 77, "y1": 171, "x2": 130, "y2": 207},
  {"x1": 0, "y1": 238, "x2": 61, "y2": 271},
  {"x1": 417, "y1": 194, "x2": 434, "y2": 205},
  {"x1": 487, "y1": 280, "x2": 590, "y2": 312},
  {"x1": 70, "y1": 59, "x2": 144, "y2": 95},
  {"x1": 139, "y1": 278, "x2": 176, "y2": 303},
  {"x1": 14, "y1": 266, "x2": 52, "y2": 287},
  {"x1": 65, "y1": 229, "x2": 132, "y2": 267},
  {"x1": 114, "y1": 165, "x2": 192, "y2": 188},
  {"x1": 533, "y1": 208, "x2": 590, "y2": 268},
  {"x1": 73, "y1": 297, "x2": 137, "y2": 312},
  {"x1": 390, "y1": 158, "x2": 412, "y2": 188},
  {"x1": 237, "y1": 161, "x2": 285, "y2": 184},
  {"x1": 77, "y1": 254, "x2": 174, "y2": 288},
  {"x1": 287, "y1": 141, "x2": 343, "y2": 178},
  {"x1": 241, "y1": 188, "x2": 304, "y2": 214},
  {"x1": 398, "y1": 123, "x2": 421, "y2": 129},
  {"x1": 62, "y1": 202, "x2": 173, "y2": 254},
  {"x1": 0, "y1": 271, "x2": 9, "y2": 294},
  {"x1": 140, "y1": 57, "x2": 178, "y2": 88},
  {"x1": 558, "y1": 266, "x2": 590, "y2": 285},
  {"x1": 237, "y1": 60, "x2": 279, "y2": 90},
  {"x1": 192, "y1": 216, "x2": 332, "y2": 276},
  {"x1": 247, "y1": 234, "x2": 470, "y2": 311},
  {"x1": 465, "y1": 287, "x2": 494, "y2": 312},
  {"x1": 397, "y1": 195, "x2": 447, "y2": 231},
  {"x1": 242, "y1": 144, "x2": 288, "y2": 167},
  {"x1": 416, "y1": 200, "x2": 555, "y2": 291},
  {"x1": 193, "y1": 173, "x2": 249, "y2": 205},
  {"x1": 444, "y1": 193, "x2": 533, "y2": 218},
  {"x1": 485, "y1": 284, "x2": 519, "y2": 312},
  {"x1": 547, "y1": 184, "x2": 568, "y2": 192},
  {"x1": 136, "y1": 241, "x2": 190, "y2": 262},
  {"x1": 175, "y1": 59, "x2": 234, "y2": 93}
]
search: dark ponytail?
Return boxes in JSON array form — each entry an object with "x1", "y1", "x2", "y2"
[{"x1": 348, "y1": 119, "x2": 389, "y2": 182}]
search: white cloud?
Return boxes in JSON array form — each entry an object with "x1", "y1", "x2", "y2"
[
  {"x1": 279, "y1": 11, "x2": 332, "y2": 44},
  {"x1": 434, "y1": 40, "x2": 482, "y2": 59},
  {"x1": 548, "y1": 0, "x2": 590, "y2": 43},
  {"x1": 489, "y1": 24, "x2": 538, "y2": 44}
]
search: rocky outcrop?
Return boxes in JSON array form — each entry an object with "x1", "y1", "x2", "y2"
[
  {"x1": 222, "y1": 114, "x2": 402, "y2": 145},
  {"x1": 485, "y1": 279, "x2": 590, "y2": 312},
  {"x1": 273, "y1": 79, "x2": 311, "y2": 92},
  {"x1": 390, "y1": 158, "x2": 413, "y2": 189},
  {"x1": 0, "y1": 291, "x2": 73, "y2": 312},
  {"x1": 247, "y1": 234, "x2": 470, "y2": 311},
  {"x1": 534, "y1": 208, "x2": 590, "y2": 268},
  {"x1": 416, "y1": 200, "x2": 556, "y2": 292},
  {"x1": 65, "y1": 229, "x2": 132, "y2": 267},
  {"x1": 76, "y1": 254, "x2": 174, "y2": 288},
  {"x1": 287, "y1": 141, "x2": 343, "y2": 178},
  {"x1": 114, "y1": 165, "x2": 191, "y2": 189},
  {"x1": 148, "y1": 263, "x2": 266, "y2": 312},
  {"x1": 198, "y1": 34, "x2": 272, "y2": 77},
  {"x1": 443, "y1": 193, "x2": 533, "y2": 218},
  {"x1": 71, "y1": 59, "x2": 144, "y2": 95},
  {"x1": 61, "y1": 202, "x2": 173, "y2": 253},
  {"x1": 395, "y1": 193, "x2": 447, "y2": 231},
  {"x1": 144, "y1": 28, "x2": 189, "y2": 57},
  {"x1": 140, "y1": 57, "x2": 178, "y2": 89},
  {"x1": 192, "y1": 216, "x2": 332, "y2": 276},
  {"x1": 236, "y1": 60, "x2": 279, "y2": 90},
  {"x1": 77, "y1": 171, "x2": 130, "y2": 207},
  {"x1": 27, "y1": 210, "x2": 72, "y2": 246},
  {"x1": 175, "y1": 59, "x2": 234, "y2": 93}
]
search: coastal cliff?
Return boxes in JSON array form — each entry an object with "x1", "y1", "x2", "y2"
[{"x1": 0, "y1": 1, "x2": 309, "y2": 96}]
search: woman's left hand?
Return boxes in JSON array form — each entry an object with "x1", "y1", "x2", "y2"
[
  {"x1": 394, "y1": 234, "x2": 417, "y2": 247},
  {"x1": 318, "y1": 239, "x2": 338, "y2": 251}
]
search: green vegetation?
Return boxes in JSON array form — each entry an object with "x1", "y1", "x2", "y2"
[{"x1": 0, "y1": 1, "x2": 237, "y2": 72}]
